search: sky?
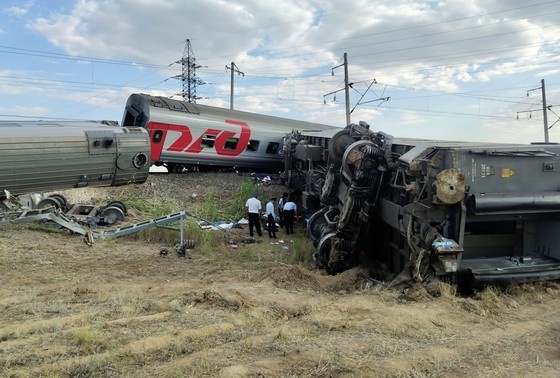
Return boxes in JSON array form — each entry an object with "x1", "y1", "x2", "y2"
[{"x1": 1, "y1": 0, "x2": 560, "y2": 144}]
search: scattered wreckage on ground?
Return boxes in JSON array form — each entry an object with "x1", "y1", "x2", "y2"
[
  {"x1": 283, "y1": 121, "x2": 560, "y2": 290},
  {"x1": 1, "y1": 192, "x2": 191, "y2": 255}
]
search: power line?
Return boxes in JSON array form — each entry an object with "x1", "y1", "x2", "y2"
[
  {"x1": 0, "y1": 45, "x2": 175, "y2": 70},
  {"x1": 0, "y1": 5, "x2": 557, "y2": 90},
  {"x1": 0, "y1": 1, "x2": 554, "y2": 79},
  {"x1": 193, "y1": 2, "x2": 560, "y2": 65},
  {"x1": 377, "y1": 104, "x2": 528, "y2": 121},
  {"x1": 2, "y1": 1, "x2": 559, "y2": 124}
]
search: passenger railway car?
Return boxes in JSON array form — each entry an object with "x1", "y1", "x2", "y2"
[
  {"x1": 0, "y1": 120, "x2": 150, "y2": 199},
  {"x1": 121, "y1": 93, "x2": 338, "y2": 172},
  {"x1": 284, "y1": 121, "x2": 560, "y2": 289}
]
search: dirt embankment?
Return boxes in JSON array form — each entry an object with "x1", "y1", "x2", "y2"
[{"x1": 1, "y1": 172, "x2": 560, "y2": 377}]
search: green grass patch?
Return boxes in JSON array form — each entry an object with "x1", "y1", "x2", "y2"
[
  {"x1": 114, "y1": 191, "x2": 181, "y2": 218},
  {"x1": 189, "y1": 178, "x2": 275, "y2": 222},
  {"x1": 74, "y1": 326, "x2": 106, "y2": 354},
  {"x1": 289, "y1": 236, "x2": 316, "y2": 265},
  {"x1": 89, "y1": 179, "x2": 307, "y2": 269}
]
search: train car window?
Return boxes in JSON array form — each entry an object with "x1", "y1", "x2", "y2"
[
  {"x1": 123, "y1": 112, "x2": 145, "y2": 127},
  {"x1": 152, "y1": 130, "x2": 163, "y2": 144},
  {"x1": 266, "y1": 142, "x2": 280, "y2": 154},
  {"x1": 246, "y1": 140, "x2": 260, "y2": 152},
  {"x1": 225, "y1": 137, "x2": 239, "y2": 150},
  {"x1": 201, "y1": 135, "x2": 216, "y2": 148},
  {"x1": 122, "y1": 112, "x2": 134, "y2": 126}
]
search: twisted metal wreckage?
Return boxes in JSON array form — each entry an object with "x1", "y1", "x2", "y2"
[
  {"x1": 0, "y1": 120, "x2": 190, "y2": 253},
  {"x1": 283, "y1": 121, "x2": 560, "y2": 289},
  {"x1": 1, "y1": 192, "x2": 188, "y2": 251}
]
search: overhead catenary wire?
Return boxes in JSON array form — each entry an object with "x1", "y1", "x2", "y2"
[
  {"x1": 1, "y1": 0, "x2": 559, "y2": 124},
  {"x1": 1, "y1": 3, "x2": 558, "y2": 77}
]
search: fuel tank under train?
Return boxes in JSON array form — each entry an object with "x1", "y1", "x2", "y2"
[
  {"x1": 284, "y1": 121, "x2": 560, "y2": 287},
  {"x1": 0, "y1": 120, "x2": 150, "y2": 199}
]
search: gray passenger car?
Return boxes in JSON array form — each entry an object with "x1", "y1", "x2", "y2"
[{"x1": 0, "y1": 120, "x2": 150, "y2": 198}]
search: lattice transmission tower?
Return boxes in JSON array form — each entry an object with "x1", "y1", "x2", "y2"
[{"x1": 173, "y1": 39, "x2": 204, "y2": 103}]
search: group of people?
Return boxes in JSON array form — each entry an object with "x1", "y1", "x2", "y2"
[{"x1": 245, "y1": 192, "x2": 297, "y2": 238}]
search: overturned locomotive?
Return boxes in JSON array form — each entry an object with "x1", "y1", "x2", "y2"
[{"x1": 284, "y1": 122, "x2": 560, "y2": 287}]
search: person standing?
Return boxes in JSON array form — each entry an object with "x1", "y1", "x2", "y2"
[
  {"x1": 245, "y1": 192, "x2": 262, "y2": 237},
  {"x1": 282, "y1": 197, "x2": 297, "y2": 235},
  {"x1": 265, "y1": 197, "x2": 278, "y2": 238},
  {"x1": 278, "y1": 192, "x2": 288, "y2": 227}
]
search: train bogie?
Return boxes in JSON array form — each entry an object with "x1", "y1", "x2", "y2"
[{"x1": 284, "y1": 121, "x2": 560, "y2": 288}]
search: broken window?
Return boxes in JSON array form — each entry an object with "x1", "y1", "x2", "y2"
[
  {"x1": 225, "y1": 137, "x2": 239, "y2": 150},
  {"x1": 266, "y1": 142, "x2": 279, "y2": 154},
  {"x1": 201, "y1": 135, "x2": 216, "y2": 148},
  {"x1": 246, "y1": 140, "x2": 260, "y2": 152}
]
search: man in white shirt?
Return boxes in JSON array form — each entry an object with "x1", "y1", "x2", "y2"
[
  {"x1": 282, "y1": 198, "x2": 297, "y2": 235},
  {"x1": 245, "y1": 192, "x2": 262, "y2": 237},
  {"x1": 265, "y1": 197, "x2": 277, "y2": 238}
]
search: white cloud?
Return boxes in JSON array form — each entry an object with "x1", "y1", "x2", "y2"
[
  {"x1": 5, "y1": 6, "x2": 28, "y2": 16},
  {"x1": 0, "y1": 105, "x2": 48, "y2": 117},
  {"x1": 5, "y1": 2, "x2": 32, "y2": 17},
  {"x1": 0, "y1": 0, "x2": 556, "y2": 142}
]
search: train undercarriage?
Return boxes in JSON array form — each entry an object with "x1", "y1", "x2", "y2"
[{"x1": 283, "y1": 122, "x2": 560, "y2": 289}]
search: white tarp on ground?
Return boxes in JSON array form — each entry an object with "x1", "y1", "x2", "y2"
[{"x1": 197, "y1": 220, "x2": 243, "y2": 230}]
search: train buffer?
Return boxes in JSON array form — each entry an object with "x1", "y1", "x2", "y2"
[{"x1": 1, "y1": 207, "x2": 189, "y2": 249}]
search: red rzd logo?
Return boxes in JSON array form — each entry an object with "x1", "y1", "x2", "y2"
[{"x1": 147, "y1": 120, "x2": 251, "y2": 160}]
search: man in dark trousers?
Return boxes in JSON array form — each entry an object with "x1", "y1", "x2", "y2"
[
  {"x1": 282, "y1": 197, "x2": 297, "y2": 235},
  {"x1": 245, "y1": 192, "x2": 262, "y2": 237},
  {"x1": 265, "y1": 197, "x2": 278, "y2": 238}
]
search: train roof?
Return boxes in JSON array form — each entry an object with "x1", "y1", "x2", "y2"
[
  {"x1": 0, "y1": 120, "x2": 131, "y2": 138},
  {"x1": 0, "y1": 120, "x2": 118, "y2": 128},
  {"x1": 390, "y1": 136, "x2": 557, "y2": 149},
  {"x1": 301, "y1": 127, "x2": 555, "y2": 149},
  {"x1": 124, "y1": 93, "x2": 340, "y2": 132}
]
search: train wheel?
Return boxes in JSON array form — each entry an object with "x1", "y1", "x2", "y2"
[
  {"x1": 341, "y1": 140, "x2": 375, "y2": 179},
  {"x1": 100, "y1": 206, "x2": 125, "y2": 225},
  {"x1": 48, "y1": 194, "x2": 68, "y2": 211},
  {"x1": 307, "y1": 209, "x2": 329, "y2": 245},
  {"x1": 316, "y1": 232, "x2": 336, "y2": 272},
  {"x1": 328, "y1": 129, "x2": 354, "y2": 164},
  {"x1": 106, "y1": 200, "x2": 128, "y2": 215},
  {"x1": 36, "y1": 196, "x2": 63, "y2": 210}
]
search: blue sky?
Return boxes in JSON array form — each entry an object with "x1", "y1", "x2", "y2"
[{"x1": 1, "y1": 0, "x2": 559, "y2": 143}]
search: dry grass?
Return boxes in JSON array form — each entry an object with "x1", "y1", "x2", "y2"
[
  {"x1": 2, "y1": 173, "x2": 560, "y2": 377},
  {"x1": 2, "y1": 226, "x2": 560, "y2": 377}
]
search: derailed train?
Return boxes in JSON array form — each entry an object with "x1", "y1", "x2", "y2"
[
  {"x1": 0, "y1": 120, "x2": 150, "y2": 200},
  {"x1": 121, "y1": 93, "x2": 337, "y2": 172},
  {"x1": 1, "y1": 93, "x2": 335, "y2": 200},
  {"x1": 284, "y1": 121, "x2": 560, "y2": 288}
]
